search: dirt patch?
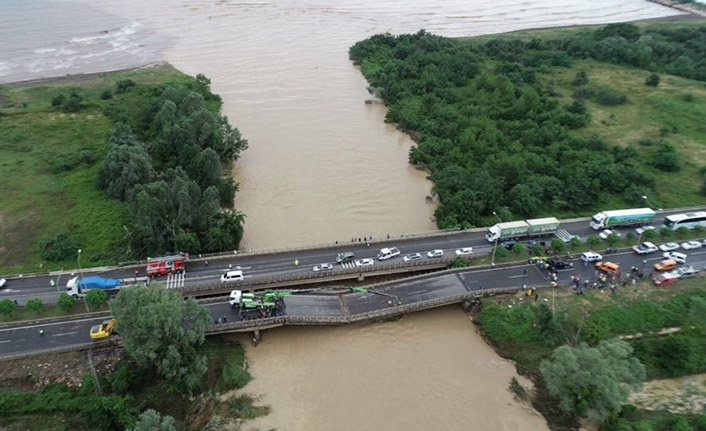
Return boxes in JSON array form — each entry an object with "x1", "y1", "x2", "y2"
[
  {"x1": 0, "y1": 348, "x2": 123, "y2": 392},
  {"x1": 630, "y1": 373, "x2": 706, "y2": 414}
]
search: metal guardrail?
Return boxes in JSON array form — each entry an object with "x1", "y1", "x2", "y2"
[
  {"x1": 0, "y1": 341, "x2": 100, "y2": 362},
  {"x1": 204, "y1": 285, "x2": 518, "y2": 334}
]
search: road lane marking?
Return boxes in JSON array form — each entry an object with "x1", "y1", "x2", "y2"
[
  {"x1": 0, "y1": 340, "x2": 11, "y2": 343},
  {"x1": 52, "y1": 332, "x2": 78, "y2": 337},
  {"x1": 508, "y1": 274, "x2": 527, "y2": 279}
]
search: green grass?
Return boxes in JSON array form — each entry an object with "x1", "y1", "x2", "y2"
[
  {"x1": 0, "y1": 300, "x2": 109, "y2": 324},
  {"x1": 0, "y1": 64, "x2": 195, "y2": 274}
]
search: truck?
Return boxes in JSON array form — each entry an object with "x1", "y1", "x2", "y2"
[
  {"x1": 589, "y1": 208, "x2": 655, "y2": 230},
  {"x1": 377, "y1": 247, "x2": 400, "y2": 261},
  {"x1": 146, "y1": 254, "x2": 186, "y2": 277},
  {"x1": 486, "y1": 217, "x2": 560, "y2": 243},
  {"x1": 229, "y1": 290, "x2": 276, "y2": 309},
  {"x1": 67, "y1": 276, "x2": 121, "y2": 298}
]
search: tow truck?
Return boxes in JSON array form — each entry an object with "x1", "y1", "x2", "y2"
[{"x1": 350, "y1": 287, "x2": 402, "y2": 306}]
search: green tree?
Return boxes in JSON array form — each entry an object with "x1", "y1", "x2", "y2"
[
  {"x1": 130, "y1": 409, "x2": 176, "y2": 431},
  {"x1": 531, "y1": 242, "x2": 544, "y2": 256},
  {"x1": 26, "y1": 298, "x2": 43, "y2": 315},
  {"x1": 587, "y1": 235, "x2": 601, "y2": 248},
  {"x1": 110, "y1": 286, "x2": 211, "y2": 393},
  {"x1": 98, "y1": 143, "x2": 154, "y2": 201},
  {"x1": 39, "y1": 231, "x2": 80, "y2": 262},
  {"x1": 57, "y1": 293, "x2": 76, "y2": 313},
  {"x1": 540, "y1": 339, "x2": 646, "y2": 423},
  {"x1": 570, "y1": 236, "x2": 582, "y2": 250},
  {"x1": 660, "y1": 227, "x2": 674, "y2": 238},
  {"x1": 0, "y1": 299, "x2": 16, "y2": 317},
  {"x1": 645, "y1": 73, "x2": 660, "y2": 87},
  {"x1": 85, "y1": 289, "x2": 108, "y2": 310},
  {"x1": 625, "y1": 232, "x2": 636, "y2": 244},
  {"x1": 642, "y1": 229, "x2": 656, "y2": 240},
  {"x1": 650, "y1": 140, "x2": 680, "y2": 172},
  {"x1": 494, "y1": 246, "x2": 508, "y2": 259},
  {"x1": 512, "y1": 243, "x2": 526, "y2": 256},
  {"x1": 572, "y1": 70, "x2": 589, "y2": 86},
  {"x1": 675, "y1": 226, "x2": 689, "y2": 238},
  {"x1": 606, "y1": 233, "x2": 620, "y2": 246},
  {"x1": 551, "y1": 238, "x2": 565, "y2": 254}
]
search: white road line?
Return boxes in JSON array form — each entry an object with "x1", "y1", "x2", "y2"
[
  {"x1": 52, "y1": 332, "x2": 77, "y2": 337},
  {"x1": 0, "y1": 340, "x2": 11, "y2": 343},
  {"x1": 508, "y1": 275, "x2": 527, "y2": 279}
]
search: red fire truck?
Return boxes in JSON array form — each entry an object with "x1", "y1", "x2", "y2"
[{"x1": 146, "y1": 254, "x2": 187, "y2": 277}]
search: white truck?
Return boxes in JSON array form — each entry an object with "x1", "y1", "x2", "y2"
[
  {"x1": 377, "y1": 247, "x2": 401, "y2": 261},
  {"x1": 590, "y1": 208, "x2": 656, "y2": 230},
  {"x1": 486, "y1": 217, "x2": 560, "y2": 243}
]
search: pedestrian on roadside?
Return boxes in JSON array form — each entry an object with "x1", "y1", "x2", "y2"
[
  {"x1": 534, "y1": 294, "x2": 539, "y2": 301},
  {"x1": 39, "y1": 329, "x2": 44, "y2": 336},
  {"x1": 205, "y1": 260, "x2": 209, "y2": 267},
  {"x1": 14, "y1": 300, "x2": 18, "y2": 306},
  {"x1": 523, "y1": 269, "x2": 527, "y2": 276}
]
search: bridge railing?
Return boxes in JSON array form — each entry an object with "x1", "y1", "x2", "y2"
[
  {"x1": 178, "y1": 253, "x2": 488, "y2": 295},
  {"x1": 204, "y1": 285, "x2": 518, "y2": 334}
]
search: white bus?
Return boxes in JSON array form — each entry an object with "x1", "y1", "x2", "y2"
[{"x1": 663, "y1": 211, "x2": 706, "y2": 230}]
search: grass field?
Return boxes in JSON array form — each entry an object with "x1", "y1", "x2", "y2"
[{"x1": 0, "y1": 63, "x2": 194, "y2": 274}]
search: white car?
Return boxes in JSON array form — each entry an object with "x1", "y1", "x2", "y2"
[
  {"x1": 313, "y1": 263, "x2": 334, "y2": 272},
  {"x1": 635, "y1": 226, "x2": 656, "y2": 235},
  {"x1": 581, "y1": 251, "x2": 603, "y2": 262},
  {"x1": 632, "y1": 242, "x2": 658, "y2": 255},
  {"x1": 663, "y1": 251, "x2": 687, "y2": 264},
  {"x1": 681, "y1": 240, "x2": 703, "y2": 250},
  {"x1": 455, "y1": 247, "x2": 474, "y2": 256},
  {"x1": 0, "y1": 278, "x2": 6, "y2": 289},
  {"x1": 355, "y1": 258, "x2": 374, "y2": 267},
  {"x1": 659, "y1": 242, "x2": 680, "y2": 252},
  {"x1": 427, "y1": 249, "x2": 444, "y2": 258},
  {"x1": 599, "y1": 229, "x2": 621, "y2": 240},
  {"x1": 403, "y1": 253, "x2": 422, "y2": 262}
]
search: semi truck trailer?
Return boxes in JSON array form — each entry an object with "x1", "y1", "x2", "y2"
[
  {"x1": 486, "y1": 217, "x2": 560, "y2": 242},
  {"x1": 590, "y1": 208, "x2": 655, "y2": 230},
  {"x1": 67, "y1": 276, "x2": 121, "y2": 298}
]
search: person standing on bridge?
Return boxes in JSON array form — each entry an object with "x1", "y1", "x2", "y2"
[{"x1": 294, "y1": 259, "x2": 299, "y2": 266}]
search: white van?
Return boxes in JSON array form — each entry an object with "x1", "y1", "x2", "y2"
[{"x1": 221, "y1": 270, "x2": 244, "y2": 283}]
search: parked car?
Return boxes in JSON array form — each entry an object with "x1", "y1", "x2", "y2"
[
  {"x1": 635, "y1": 226, "x2": 656, "y2": 235},
  {"x1": 681, "y1": 240, "x2": 703, "y2": 250},
  {"x1": 599, "y1": 229, "x2": 621, "y2": 240},
  {"x1": 403, "y1": 253, "x2": 422, "y2": 262},
  {"x1": 547, "y1": 258, "x2": 573, "y2": 270},
  {"x1": 0, "y1": 278, "x2": 6, "y2": 289},
  {"x1": 659, "y1": 242, "x2": 680, "y2": 252},
  {"x1": 355, "y1": 258, "x2": 374, "y2": 267},
  {"x1": 581, "y1": 251, "x2": 602, "y2": 262},
  {"x1": 336, "y1": 252, "x2": 355, "y2": 264},
  {"x1": 652, "y1": 271, "x2": 681, "y2": 286},
  {"x1": 676, "y1": 265, "x2": 699, "y2": 278},
  {"x1": 632, "y1": 242, "x2": 658, "y2": 255},
  {"x1": 313, "y1": 263, "x2": 334, "y2": 272},
  {"x1": 596, "y1": 261, "x2": 619, "y2": 273},
  {"x1": 662, "y1": 251, "x2": 687, "y2": 264},
  {"x1": 221, "y1": 270, "x2": 244, "y2": 282},
  {"x1": 499, "y1": 240, "x2": 518, "y2": 251},
  {"x1": 654, "y1": 259, "x2": 678, "y2": 272},
  {"x1": 427, "y1": 249, "x2": 444, "y2": 258},
  {"x1": 455, "y1": 247, "x2": 474, "y2": 256}
]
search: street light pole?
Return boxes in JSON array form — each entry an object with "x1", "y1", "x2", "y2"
[
  {"x1": 77, "y1": 249, "x2": 82, "y2": 276},
  {"x1": 490, "y1": 211, "x2": 502, "y2": 268}
]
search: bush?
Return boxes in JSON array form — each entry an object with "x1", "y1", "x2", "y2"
[
  {"x1": 660, "y1": 227, "x2": 674, "y2": 237},
  {"x1": 650, "y1": 140, "x2": 680, "y2": 172},
  {"x1": 115, "y1": 79, "x2": 135, "y2": 94},
  {"x1": 85, "y1": 289, "x2": 107, "y2": 310},
  {"x1": 645, "y1": 73, "x2": 660, "y2": 87},
  {"x1": 48, "y1": 156, "x2": 74, "y2": 174},
  {"x1": 51, "y1": 94, "x2": 66, "y2": 108},
  {"x1": 596, "y1": 89, "x2": 627, "y2": 106},
  {"x1": 100, "y1": 89, "x2": 113, "y2": 100},
  {"x1": 57, "y1": 293, "x2": 76, "y2": 313},
  {"x1": 39, "y1": 231, "x2": 80, "y2": 262},
  {"x1": 572, "y1": 70, "x2": 589, "y2": 86},
  {"x1": 0, "y1": 299, "x2": 16, "y2": 317},
  {"x1": 572, "y1": 87, "x2": 594, "y2": 99},
  {"x1": 110, "y1": 361, "x2": 140, "y2": 394},
  {"x1": 26, "y1": 298, "x2": 43, "y2": 314},
  {"x1": 220, "y1": 358, "x2": 252, "y2": 391}
]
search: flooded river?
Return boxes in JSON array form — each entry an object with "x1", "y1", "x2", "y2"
[{"x1": 1, "y1": 1, "x2": 685, "y2": 429}]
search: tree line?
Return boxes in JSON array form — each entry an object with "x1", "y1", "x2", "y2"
[
  {"x1": 349, "y1": 24, "x2": 705, "y2": 228},
  {"x1": 98, "y1": 75, "x2": 248, "y2": 257}
]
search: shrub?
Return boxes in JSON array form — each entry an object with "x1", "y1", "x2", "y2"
[
  {"x1": 39, "y1": 231, "x2": 80, "y2": 262},
  {"x1": 650, "y1": 140, "x2": 680, "y2": 172},
  {"x1": 0, "y1": 299, "x2": 16, "y2": 317},
  {"x1": 596, "y1": 89, "x2": 627, "y2": 106},
  {"x1": 572, "y1": 70, "x2": 589, "y2": 86},
  {"x1": 100, "y1": 89, "x2": 113, "y2": 100},
  {"x1": 48, "y1": 156, "x2": 74, "y2": 173},
  {"x1": 57, "y1": 293, "x2": 76, "y2": 313},
  {"x1": 51, "y1": 94, "x2": 66, "y2": 108},
  {"x1": 645, "y1": 73, "x2": 660, "y2": 87},
  {"x1": 115, "y1": 79, "x2": 135, "y2": 94},
  {"x1": 26, "y1": 298, "x2": 43, "y2": 314},
  {"x1": 572, "y1": 87, "x2": 594, "y2": 99},
  {"x1": 220, "y1": 358, "x2": 252, "y2": 391}
]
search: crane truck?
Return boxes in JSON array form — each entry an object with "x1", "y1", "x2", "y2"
[
  {"x1": 486, "y1": 217, "x2": 560, "y2": 243},
  {"x1": 67, "y1": 276, "x2": 121, "y2": 298},
  {"x1": 590, "y1": 208, "x2": 655, "y2": 230}
]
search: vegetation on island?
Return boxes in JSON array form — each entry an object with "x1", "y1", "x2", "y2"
[
  {"x1": 0, "y1": 286, "x2": 266, "y2": 430},
  {"x1": 477, "y1": 279, "x2": 706, "y2": 430},
  {"x1": 349, "y1": 23, "x2": 706, "y2": 229},
  {"x1": 0, "y1": 64, "x2": 247, "y2": 272}
]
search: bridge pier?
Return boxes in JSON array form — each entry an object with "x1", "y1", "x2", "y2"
[
  {"x1": 357, "y1": 273, "x2": 364, "y2": 282},
  {"x1": 252, "y1": 330, "x2": 261, "y2": 346}
]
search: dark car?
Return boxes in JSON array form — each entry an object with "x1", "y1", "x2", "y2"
[
  {"x1": 336, "y1": 252, "x2": 355, "y2": 264},
  {"x1": 547, "y1": 258, "x2": 573, "y2": 270},
  {"x1": 499, "y1": 240, "x2": 518, "y2": 251}
]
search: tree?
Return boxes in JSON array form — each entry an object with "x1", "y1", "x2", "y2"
[
  {"x1": 642, "y1": 229, "x2": 656, "y2": 240},
  {"x1": 625, "y1": 232, "x2": 636, "y2": 244},
  {"x1": 0, "y1": 299, "x2": 16, "y2": 317},
  {"x1": 512, "y1": 243, "x2": 526, "y2": 256},
  {"x1": 660, "y1": 227, "x2": 674, "y2": 238},
  {"x1": 85, "y1": 289, "x2": 108, "y2": 310},
  {"x1": 570, "y1": 236, "x2": 582, "y2": 250},
  {"x1": 606, "y1": 233, "x2": 620, "y2": 246},
  {"x1": 39, "y1": 231, "x2": 80, "y2": 262},
  {"x1": 551, "y1": 238, "x2": 565, "y2": 254},
  {"x1": 571, "y1": 70, "x2": 589, "y2": 86},
  {"x1": 650, "y1": 140, "x2": 679, "y2": 172},
  {"x1": 130, "y1": 409, "x2": 176, "y2": 431},
  {"x1": 540, "y1": 339, "x2": 646, "y2": 423},
  {"x1": 494, "y1": 246, "x2": 508, "y2": 259},
  {"x1": 26, "y1": 298, "x2": 43, "y2": 315},
  {"x1": 99, "y1": 143, "x2": 154, "y2": 201},
  {"x1": 57, "y1": 293, "x2": 76, "y2": 312},
  {"x1": 675, "y1": 226, "x2": 689, "y2": 238},
  {"x1": 587, "y1": 235, "x2": 601, "y2": 248},
  {"x1": 645, "y1": 73, "x2": 660, "y2": 87},
  {"x1": 110, "y1": 286, "x2": 211, "y2": 393},
  {"x1": 531, "y1": 242, "x2": 544, "y2": 256}
]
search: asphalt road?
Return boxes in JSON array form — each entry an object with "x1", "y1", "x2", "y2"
[
  {"x1": 4, "y1": 245, "x2": 706, "y2": 358},
  {"x1": 1, "y1": 208, "x2": 703, "y2": 305}
]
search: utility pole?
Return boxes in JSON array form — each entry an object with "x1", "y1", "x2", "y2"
[{"x1": 490, "y1": 211, "x2": 502, "y2": 268}]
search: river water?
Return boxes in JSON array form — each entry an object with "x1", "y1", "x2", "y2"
[{"x1": 2, "y1": 1, "x2": 684, "y2": 429}]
